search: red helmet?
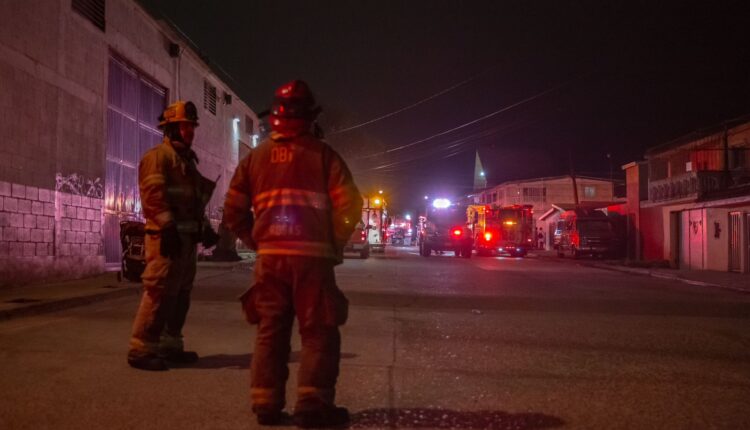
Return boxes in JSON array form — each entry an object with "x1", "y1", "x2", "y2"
[
  {"x1": 271, "y1": 80, "x2": 320, "y2": 118},
  {"x1": 270, "y1": 80, "x2": 321, "y2": 135}
]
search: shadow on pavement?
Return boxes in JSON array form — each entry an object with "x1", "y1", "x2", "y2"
[
  {"x1": 349, "y1": 407, "x2": 565, "y2": 429},
  {"x1": 186, "y1": 352, "x2": 358, "y2": 369}
]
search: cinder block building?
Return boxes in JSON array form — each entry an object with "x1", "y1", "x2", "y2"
[{"x1": 0, "y1": 0, "x2": 259, "y2": 285}]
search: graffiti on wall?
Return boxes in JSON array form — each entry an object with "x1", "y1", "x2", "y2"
[{"x1": 55, "y1": 173, "x2": 104, "y2": 199}]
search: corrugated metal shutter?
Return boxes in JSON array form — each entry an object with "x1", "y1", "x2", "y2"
[{"x1": 104, "y1": 56, "x2": 165, "y2": 264}]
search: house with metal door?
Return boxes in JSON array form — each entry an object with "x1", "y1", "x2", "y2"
[
  {"x1": 622, "y1": 117, "x2": 750, "y2": 272},
  {"x1": 0, "y1": 0, "x2": 259, "y2": 286}
]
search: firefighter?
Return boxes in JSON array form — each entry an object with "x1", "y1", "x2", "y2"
[
  {"x1": 127, "y1": 100, "x2": 220, "y2": 371},
  {"x1": 223, "y1": 80, "x2": 362, "y2": 428}
]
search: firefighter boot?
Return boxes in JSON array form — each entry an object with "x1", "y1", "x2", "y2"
[
  {"x1": 293, "y1": 405, "x2": 350, "y2": 428},
  {"x1": 255, "y1": 408, "x2": 291, "y2": 426},
  {"x1": 127, "y1": 351, "x2": 168, "y2": 371}
]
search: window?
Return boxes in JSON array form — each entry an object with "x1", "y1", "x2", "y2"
[
  {"x1": 584, "y1": 186, "x2": 596, "y2": 198},
  {"x1": 522, "y1": 187, "x2": 545, "y2": 202},
  {"x1": 203, "y1": 80, "x2": 217, "y2": 115},
  {"x1": 649, "y1": 159, "x2": 668, "y2": 180},
  {"x1": 72, "y1": 0, "x2": 105, "y2": 31},
  {"x1": 729, "y1": 147, "x2": 748, "y2": 169},
  {"x1": 245, "y1": 115, "x2": 255, "y2": 135}
]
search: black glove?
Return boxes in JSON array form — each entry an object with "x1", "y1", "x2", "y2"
[
  {"x1": 160, "y1": 224, "x2": 182, "y2": 259},
  {"x1": 201, "y1": 226, "x2": 220, "y2": 248}
]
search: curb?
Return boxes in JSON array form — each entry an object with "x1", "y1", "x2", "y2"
[
  {"x1": 532, "y1": 252, "x2": 748, "y2": 294},
  {"x1": 584, "y1": 263, "x2": 749, "y2": 294},
  {"x1": 0, "y1": 261, "x2": 253, "y2": 322},
  {"x1": 0, "y1": 285, "x2": 140, "y2": 321}
]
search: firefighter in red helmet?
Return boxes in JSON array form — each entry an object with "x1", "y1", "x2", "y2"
[
  {"x1": 223, "y1": 80, "x2": 361, "y2": 427},
  {"x1": 127, "y1": 100, "x2": 219, "y2": 371}
]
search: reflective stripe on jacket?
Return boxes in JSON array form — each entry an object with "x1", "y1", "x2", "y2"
[
  {"x1": 139, "y1": 137, "x2": 207, "y2": 233},
  {"x1": 223, "y1": 132, "x2": 362, "y2": 259}
]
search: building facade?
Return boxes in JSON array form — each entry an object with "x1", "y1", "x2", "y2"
[
  {"x1": 622, "y1": 119, "x2": 750, "y2": 272},
  {"x1": 0, "y1": 0, "x2": 259, "y2": 286},
  {"x1": 470, "y1": 175, "x2": 618, "y2": 249}
]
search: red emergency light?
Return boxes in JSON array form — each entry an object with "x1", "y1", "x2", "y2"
[
  {"x1": 483, "y1": 232, "x2": 493, "y2": 241},
  {"x1": 452, "y1": 228, "x2": 462, "y2": 237}
]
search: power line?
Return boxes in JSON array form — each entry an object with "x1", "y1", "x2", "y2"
[
  {"x1": 352, "y1": 114, "x2": 539, "y2": 173},
  {"x1": 329, "y1": 68, "x2": 495, "y2": 135},
  {"x1": 355, "y1": 77, "x2": 576, "y2": 161}
]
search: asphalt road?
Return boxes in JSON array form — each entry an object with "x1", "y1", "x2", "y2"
[{"x1": 1, "y1": 247, "x2": 749, "y2": 429}]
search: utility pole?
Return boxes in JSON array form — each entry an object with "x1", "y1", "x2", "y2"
[
  {"x1": 722, "y1": 124, "x2": 731, "y2": 187},
  {"x1": 607, "y1": 153, "x2": 614, "y2": 198},
  {"x1": 568, "y1": 149, "x2": 579, "y2": 207}
]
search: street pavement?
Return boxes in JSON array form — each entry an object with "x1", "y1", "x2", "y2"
[{"x1": 1, "y1": 247, "x2": 749, "y2": 429}]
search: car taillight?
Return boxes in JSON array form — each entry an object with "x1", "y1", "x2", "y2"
[
  {"x1": 484, "y1": 232, "x2": 492, "y2": 241},
  {"x1": 452, "y1": 228, "x2": 462, "y2": 237}
]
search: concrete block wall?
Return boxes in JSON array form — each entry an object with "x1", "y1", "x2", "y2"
[
  {"x1": 0, "y1": 0, "x2": 258, "y2": 285},
  {"x1": 0, "y1": 181, "x2": 104, "y2": 286}
]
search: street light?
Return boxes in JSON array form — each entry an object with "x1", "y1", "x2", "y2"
[
  {"x1": 424, "y1": 195, "x2": 429, "y2": 200},
  {"x1": 432, "y1": 198, "x2": 451, "y2": 209},
  {"x1": 378, "y1": 190, "x2": 383, "y2": 195}
]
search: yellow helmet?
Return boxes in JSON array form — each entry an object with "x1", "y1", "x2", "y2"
[{"x1": 158, "y1": 100, "x2": 199, "y2": 129}]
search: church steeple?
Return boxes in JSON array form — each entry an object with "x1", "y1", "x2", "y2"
[{"x1": 473, "y1": 151, "x2": 487, "y2": 191}]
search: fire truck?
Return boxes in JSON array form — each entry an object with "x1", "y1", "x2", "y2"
[
  {"x1": 343, "y1": 195, "x2": 389, "y2": 258},
  {"x1": 468, "y1": 204, "x2": 534, "y2": 257},
  {"x1": 363, "y1": 196, "x2": 388, "y2": 254}
]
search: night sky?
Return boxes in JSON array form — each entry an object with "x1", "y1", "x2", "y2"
[{"x1": 141, "y1": 0, "x2": 750, "y2": 212}]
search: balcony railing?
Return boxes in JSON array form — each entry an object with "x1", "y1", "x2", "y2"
[{"x1": 648, "y1": 171, "x2": 724, "y2": 203}]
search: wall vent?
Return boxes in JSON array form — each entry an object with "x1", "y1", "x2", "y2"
[
  {"x1": 203, "y1": 80, "x2": 217, "y2": 115},
  {"x1": 72, "y1": 0, "x2": 105, "y2": 31}
]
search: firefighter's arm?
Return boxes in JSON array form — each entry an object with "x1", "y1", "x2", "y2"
[
  {"x1": 327, "y1": 150, "x2": 363, "y2": 250},
  {"x1": 139, "y1": 150, "x2": 173, "y2": 228},
  {"x1": 222, "y1": 155, "x2": 256, "y2": 249}
]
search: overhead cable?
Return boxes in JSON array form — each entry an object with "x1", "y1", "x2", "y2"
[{"x1": 329, "y1": 68, "x2": 495, "y2": 135}]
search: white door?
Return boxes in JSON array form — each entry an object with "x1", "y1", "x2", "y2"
[
  {"x1": 680, "y1": 209, "x2": 705, "y2": 270},
  {"x1": 729, "y1": 212, "x2": 741, "y2": 272}
]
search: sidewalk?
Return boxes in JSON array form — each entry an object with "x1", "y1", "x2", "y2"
[
  {"x1": 530, "y1": 249, "x2": 750, "y2": 294},
  {"x1": 0, "y1": 256, "x2": 253, "y2": 321}
]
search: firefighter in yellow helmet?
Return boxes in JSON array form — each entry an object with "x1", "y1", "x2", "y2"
[
  {"x1": 127, "y1": 100, "x2": 220, "y2": 371},
  {"x1": 223, "y1": 80, "x2": 362, "y2": 427}
]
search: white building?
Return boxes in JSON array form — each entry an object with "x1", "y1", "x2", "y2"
[
  {"x1": 0, "y1": 0, "x2": 259, "y2": 285},
  {"x1": 622, "y1": 118, "x2": 750, "y2": 272}
]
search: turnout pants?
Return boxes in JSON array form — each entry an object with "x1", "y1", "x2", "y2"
[
  {"x1": 241, "y1": 255, "x2": 349, "y2": 413},
  {"x1": 129, "y1": 232, "x2": 197, "y2": 357}
]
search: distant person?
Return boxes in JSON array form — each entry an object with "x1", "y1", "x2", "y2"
[
  {"x1": 223, "y1": 80, "x2": 362, "y2": 428},
  {"x1": 537, "y1": 227, "x2": 545, "y2": 250},
  {"x1": 127, "y1": 101, "x2": 219, "y2": 371}
]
